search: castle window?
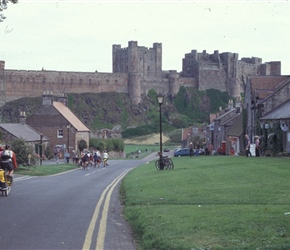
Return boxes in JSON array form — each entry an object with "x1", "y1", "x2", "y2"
[
  {"x1": 43, "y1": 78, "x2": 46, "y2": 83},
  {"x1": 26, "y1": 77, "x2": 29, "y2": 82},
  {"x1": 32, "y1": 78, "x2": 35, "y2": 83},
  {"x1": 62, "y1": 78, "x2": 64, "y2": 84},
  {"x1": 79, "y1": 79, "x2": 82, "y2": 84},
  {"x1": 71, "y1": 78, "x2": 73, "y2": 84},
  {"x1": 106, "y1": 79, "x2": 109, "y2": 83},
  {"x1": 20, "y1": 77, "x2": 23, "y2": 82},
  {"x1": 89, "y1": 79, "x2": 91, "y2": 84},
  {"x1": 115, "y1": 80, "x2": 118, "y2": 83},
  {"x1": 57, "y1": 129, "x2": 64, "y2": 138},
  {"x1": 147, "y1": 66, "x2": 150, "y2": 72}
]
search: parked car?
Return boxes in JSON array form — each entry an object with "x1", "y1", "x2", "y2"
[
  {"x1": 174, "y1": 148, "x2": 191, "y2": 157},
  {"x1": 163, "y1": 148, "x2": 170, "y2": 152}
]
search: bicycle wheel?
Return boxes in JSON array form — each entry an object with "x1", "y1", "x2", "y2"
[
  {"x1": 155, "y1": 160, "x2": 160, "y2": 170},
  {"x1": 168, "y1": 158, "x2": 174, "y2": 170}
]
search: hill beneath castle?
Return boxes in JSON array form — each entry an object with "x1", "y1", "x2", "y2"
[{"x1": 0, "y1": 88, "x2": 232, "y2": 138}]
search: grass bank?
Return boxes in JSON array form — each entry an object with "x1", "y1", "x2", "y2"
[
  {"x1": 15, "y1": 163, "x2": 78, "y2": 176},
  {"x1": 120, "y1": 156, "x2": 290, "y2": 249}
]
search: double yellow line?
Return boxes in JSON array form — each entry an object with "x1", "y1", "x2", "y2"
[{"x1": 82, "y1": 170, "x2": 129, "y2": 250}]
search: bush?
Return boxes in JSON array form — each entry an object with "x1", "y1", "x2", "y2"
[{"x1": 89, "y1": 138, "x2": 124, "y2": 152}]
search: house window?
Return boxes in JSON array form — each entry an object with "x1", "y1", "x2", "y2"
[{"x1": 57, "y1": 129, "x2": 64, "y2": 138}]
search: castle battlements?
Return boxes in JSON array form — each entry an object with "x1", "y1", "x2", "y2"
[{"x1": 0, "y1": 41, "x2": 282, "y2": 106}]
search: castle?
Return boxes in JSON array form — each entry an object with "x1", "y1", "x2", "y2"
[{"x1": 0, "y1": 41, "x2": 281, "y2": 106}]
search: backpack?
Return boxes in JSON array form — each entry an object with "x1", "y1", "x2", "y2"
[
  {"x1": 1, "y1": 150, "x2": 12, "y2": 161},
  {"x1": 82, "y1": 153, "x2": 89, "y2": 162}
]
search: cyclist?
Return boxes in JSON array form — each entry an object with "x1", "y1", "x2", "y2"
[
  {"x1": 0, "y1": 144, "x2": 17, "y2": 176},
  {"x1": 103, "y1": 150, "x2": 109, "y2": 167}
]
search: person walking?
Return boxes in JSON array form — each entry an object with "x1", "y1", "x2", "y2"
[
  {"x1": 189, "y1": 142, "x2": 194, "y2": 157},
  {"x1": 245, "y1": 134, "x2": 252, "y2": 157},
  {"x1": 64, "y1": 150, "x2": 70, "y2": 163},
  {"x1": 255, "y1": 136, "x2": 260, "y2": 157}
]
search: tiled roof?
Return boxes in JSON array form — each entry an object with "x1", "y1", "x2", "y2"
[
  {"x1": 251, "y1": 76, "x2": 289, "y2": 99},
  {"x1": 0, "y1": 124, "x2": 49, "y2": 142},
  {"x1": 53, "y1": 101, "x2": 90, "y2": 132},
  {"x1": 226, "y1": 116, "x2": 243, "y2": 137}
]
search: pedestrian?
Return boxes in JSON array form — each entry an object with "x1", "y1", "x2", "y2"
[
  {"x1": 195, "y1": 142, "x2": 200, "y2": 156},
  {"x1": 245, "y1": 134, "x2": 252, "y2": 157},
  {"x1": 255, "y1": 136, "x2": 260, "y2": 157},
  {"x1": 0, "y1": 144, "x2": 18, "y2": 176},
  {"x1": 208, "y1": 143, "x2": 213, "y2": 156},
  {"x1": 64, "y1": 150, "x2": 70, "y2": 163},
  {"x1": 54, "y1": 147, "x2": 59, "y2": 164},
  {"x1": 189, "y1": 142, "x2": 194, "y2": 157}
]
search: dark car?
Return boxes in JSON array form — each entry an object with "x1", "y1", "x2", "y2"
[
  {"x1": 163, "y1": 148, "x2": 170, "y2": 152},
  {"x1": 174, "y1": 148, "x2": 191, "y2": 157}
]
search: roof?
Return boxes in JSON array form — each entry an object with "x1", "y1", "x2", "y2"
[
  {"x1": 260, "y1": 99, "x2": 290, "y2": 120},
  {"x1": 0, "y1": 124, "x2": 49, "y2": 142},
  {"x1": 251, "y1": 76, "x2": 289, "y2": 99},
  {"x1": 226, "y1": 115, "x2": 243, "y2": 137},
  {"x1": 53, "y1": 101, "x2": 90, "y2": 132}
]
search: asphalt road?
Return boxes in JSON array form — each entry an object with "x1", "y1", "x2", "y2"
[{"x1": 0, "y1": 153, "x2": 161, "y2": 250}]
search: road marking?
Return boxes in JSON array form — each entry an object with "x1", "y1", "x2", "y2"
[
  {"x1": 14, "y1": 176, "x2": 35, "y2": 182},
  {"x1": 82, "y1": 170, "x2": 130, "y2": 250}
]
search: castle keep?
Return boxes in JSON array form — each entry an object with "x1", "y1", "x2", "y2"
[{"x1": 0, "y1": 41, "x2": 281, "y2": 105}]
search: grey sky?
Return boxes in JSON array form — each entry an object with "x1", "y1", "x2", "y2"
[{"x1": 1, "y1": 0, "x2": 289, "y2": 74}]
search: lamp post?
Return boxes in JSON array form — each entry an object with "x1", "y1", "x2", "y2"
[
  {"x1": 157, "y1": 93, "x2": 164, "y2": 170},
  {"x1": 66, "y1": 123, "x2": 71, "y2": 153},
  {"x1": 39, "y1": 133, "x2": 43, "y2": 166}
]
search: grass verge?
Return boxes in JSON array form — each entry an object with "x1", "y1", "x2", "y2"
[
  {"x1": 15, "y1": 163, "x2": 78, "y2": 176},
  {"x1": 120, "y1": 156, "x2": 290, "y2": 250}
]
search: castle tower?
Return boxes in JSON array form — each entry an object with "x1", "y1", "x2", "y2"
[{"x1": 168, "y1": 70, "x2": 180, "y2": 97}]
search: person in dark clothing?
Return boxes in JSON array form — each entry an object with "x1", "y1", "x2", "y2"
[{"x1": 245, "y1": 134, "x2": 252, "y2": 157}]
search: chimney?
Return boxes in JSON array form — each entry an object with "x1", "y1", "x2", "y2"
[
  {"x1": 19, "y1": 111, "x2": 26, "y2": 124},
  {"x1": 42, "y1": 90, "x2": 53, "y2": 106},
  {"x1": 55, "y1": 92, "x2": 68, "y2": 107}
]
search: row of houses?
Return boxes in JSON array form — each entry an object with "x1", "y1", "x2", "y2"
[
  {"x1": 212, "y1": 74, "x2": 290, "y2": 155},
  {"x1": 0, "y1": 92, "x2": 90, "y2": 159},
  {"x1": 182, "y1": 74, "x2": 290, "y2": 155}
]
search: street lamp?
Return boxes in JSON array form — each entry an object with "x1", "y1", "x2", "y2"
[
  {"x1": 39, "y1": 133, "x2": 43, "y2": 166},
  {"x1": 66, "y1": 123, "x2": 71, "y2": 153},
  {"x1": 157, "y1": 93, "x2": 164, "y2": 170}
]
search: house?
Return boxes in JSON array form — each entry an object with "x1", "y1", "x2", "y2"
[
  {"x1": 209, "y1": 100, "x2": 242, "y2": 155},
  {"x1": 257, "y1": 77, "x2": 290, "y2": 152},
  {"x1": 0, "y1": 111, "x2": 49, "y2": 153},
  {"x1": 243, "y1": 75, "x2": 290, "y2": 142},
  {"x1": 26, "y1": 92, "x2": 90, "y2": 158}
]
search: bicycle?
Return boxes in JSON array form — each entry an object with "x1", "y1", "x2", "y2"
[
  {"x1": 155, "y1": 156, "x2": 174, "y2": 170},
  {"x1": 0, "y1": 169, "x2": 13, "y2": 196}
]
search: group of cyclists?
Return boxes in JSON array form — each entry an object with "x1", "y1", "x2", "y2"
[{"x1": 72, "y1": 148, "x2": 109, "y2": 169}]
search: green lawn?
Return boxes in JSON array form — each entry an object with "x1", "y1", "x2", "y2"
[{"x1": 120, "y1": 156, "x2": 290, "y2": 250}]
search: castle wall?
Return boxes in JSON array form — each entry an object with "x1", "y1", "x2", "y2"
[
  {"x1": 0, "y1": 61, "x2": 5, "y2": 106},
  {"x1": 3, "y1": 69, "x2": 129, "y2": 102}
]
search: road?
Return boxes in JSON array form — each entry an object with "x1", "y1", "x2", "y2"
[{"x1": 0, "y1": 153, "x2": 161, "y2": 250}]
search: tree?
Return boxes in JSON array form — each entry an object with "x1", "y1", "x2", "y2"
[
  {"x1": 78, "y1": 139, "x2": 87, "y2": 153},
  {"x1": 0, "y1": 0, "x2": 18, "y2": 22}
]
